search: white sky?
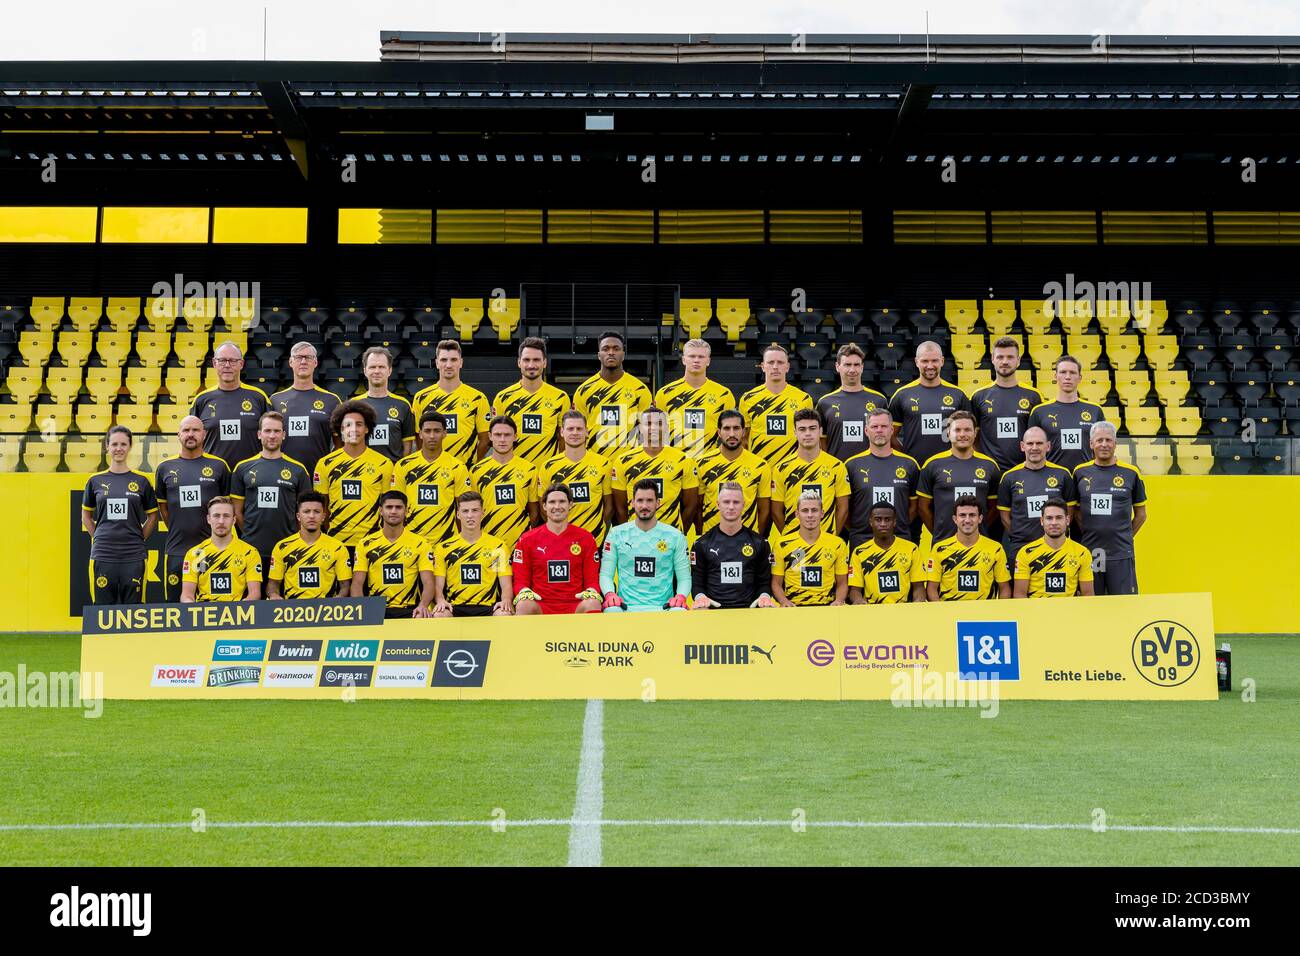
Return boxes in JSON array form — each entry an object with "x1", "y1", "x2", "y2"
[{"x1": 2, "y1": 1, "x2": 1300, "y2": 61}]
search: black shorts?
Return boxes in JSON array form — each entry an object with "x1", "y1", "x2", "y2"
[
  {"x1": 162, "y1": 552, "x2": 188, "y2": 603},
  {"x1": 1094, "y1": 557, "x2": 1138, "y2": 596},
  {"x1": 452, "y1": 604, "x2": 495, "y2": 618},
  {"x1": 90, "y1": 559, "x2": 145, "y2": 606},
  {"x1": 384, "y1": 604, "x2": 416, "y2": 619}
]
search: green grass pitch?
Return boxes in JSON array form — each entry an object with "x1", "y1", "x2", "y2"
[{"x1": 0, "y1": 633, "x2": 1295, "y2": 866}]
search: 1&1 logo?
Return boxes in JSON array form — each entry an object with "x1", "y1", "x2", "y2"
[{"x1": 1132, "y1": 620, "x2": 1199, "y2": 687}]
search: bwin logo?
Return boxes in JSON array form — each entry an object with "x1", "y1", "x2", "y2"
[{"x1": 50, "y1": 886, "x2": 151, "y2": 936}]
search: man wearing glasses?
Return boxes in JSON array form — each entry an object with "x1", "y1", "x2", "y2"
[
  {"x1": 190, "y1": 341, "x2": 270, "y2": 470},
  {"x1": 271, "y1": 341, "x2": 340, "y2": 477}
]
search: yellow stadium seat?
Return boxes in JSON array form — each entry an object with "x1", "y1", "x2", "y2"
[
  {"x1": 22, "y1": 440, "x2": 62, "y2": 472},
  {"x1": 29, "y1": 297, "x2": 64, "y2": 332},
  {"x1": 203, "y1": 367, "x2": 220, "y2": 391},
  {"x1": 1015, "y1": 367, "x2": 1037, "y2": 388},
  {"x1": 95, "y1": 330, "x2": 132, "y2": 367},
  {"x1": 126, "y1": 440, "x2": 147, "y2": 471},
  {"x1": 75, "y1": 402, "x2": 113, "y2": 434},
  {"x1": 1106, "y1": 334, "x2": 1141, "y2": 372},
  {"x1": 44, "y1": 367, "x2": 82, "y2": 403},
  {"x1": 1153, "y1": 370, "x2": 1190, "y2": 406},
  {"x1": 944, "y1": 300, "x2": 978, "y2": 335},
  {"x1": 134, "y1": 331, "x2": 171, "y2": 368},
  {"x1": 143, "y1": 436, "x2": 180, "y2": 469},
  {"x1": 124, "y1": 367, "x2": 162, "y2": 404},
  {"x1": 0, "y1": 404, "x2": 32, "y2": 433},
  {"x1": 173, "y1": 331, "x2": 210, "y2": 368},
  {"x1": 1114, "y1": 372, "x2": 1151, "y2": 405},
  {"x1": 156, "y1": 403, "x2": 189, "y2": 433},
  {"x1": 143, "y1": 297, "x2": 178, "y2": 333},
  {"x1": 1123, "y1": 406, "x2": 1162, "y2": 436},
  {"x1": 105, "y1": 298, "x2": 140, "y2": 333},
  {"x1": 958, "y1": 371, "x2": 990, "y2": 395},
  {"x1": 221, "y1": 297, "x2": 258, "y2": 329},
  {"x1": 6, "y1": 366, "x2": 43, "y2": 404},
  {"x1": 981, "y1": 300, "x2": 1016, "y2": 336},
  {"x1": 63, "y1": 438, "x2": 105, "y2": 473},
  {"x1": 18, "y1": 330, "x2": 54, "y2": 366},
  {"x1": 115, "y1": 402, "x2": 154, "y2": 434},
  {"x1": 165, "y1": 367, "x2": 201, "y2": 406},
  {"x1": 1094, "y1": 299, "x2": 1129, "y2": 337},
  {"x1": 449, "y1": 298, "x2": 484, "y2": 342},
  {"x1": 1143, "y1": 334, "x2": 1178, "y2": 371},
  {"x1": 716, "y1": 299, "x2": 751, "y2": 342},
  {"x1": 32, "y1": 403, "x2": 73, "y2": 436},
  {"x1": 678, "y1": 299, "x2": 712, "y2": 340},
  {"x1": 182, "y1": 297, "x2": 218, "y2": 333},
  {"x1": 1019, "y1": 300, "x2": 1052, "y2": 336},
  {"x1": 0, "y1": 435, "x2": 23, "y2": 471},
  {"x1": 951, "y1": 334, "x2": 986, "y2": 370},
  {"x1": 487, "y1": 297, "x2": 522, "y2": 343},
  {"x1": 1130, "y1": 439, "x2": 1171, "y2": 475},
  {"x1": 56, "y1": 331, "x2": 93, "y2": 367},
  {"x1": 212, "y1": 332, "x2": 247, "y2": 359},
  {"x1": 1173, "y1": 439, "x2": 1214, "y2": 475},
  {"x1": 67, "y1": 297, "x2": 103, "y2": 333},
  {"x1": 1099, "y1": 404, "x2": 1121, "y2": 428},
  {"x1": 1129, "y1": 300, "x2": 1167, "y2": 333},
  {"x1": 1027, "y1": 334, "x2": 1062, "y2": 375},
  {"x1": 1056, "y1": 299, "x2": 1093, "y2": 337},
  {"x1": 1165, "y1": 408, "x2": 1202, "y2": 437},
  {"x1": 84, "y1": 367, "x2": 123, "y2": 404},
  {"x1": 1078, "y1": 370, "x2": 1111, "y2": 404},
  {"x1": 1067, "y1": 334, "x2": 1103, "y2": 370}
]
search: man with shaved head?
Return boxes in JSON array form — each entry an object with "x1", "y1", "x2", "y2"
[
  {"x1": 997, "y1": 424, "x2": 1076, "y2": 570},
  {"x1": 189, "y1": 340, "x2": 270, "y2": 468},
  {"x1": 153, "y1": 415, "x2": 231, "y2": 602}
]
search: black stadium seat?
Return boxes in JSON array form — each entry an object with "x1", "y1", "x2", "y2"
[
  {"x1": 867, "y1": 307, "x2": 901, "y2": 337},
  {"x1": 1215, "y1": 441, "x2": 1255, "y2": 474},
  {"x1": 832, "y1": 308, "x2": 866, "y2": 343},
  {"x1": 1229, "y1": 369, "x2": 1268, "y2": 405}
]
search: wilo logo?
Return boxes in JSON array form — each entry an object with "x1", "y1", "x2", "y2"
[
  {"x1": 1042, "y1": 273, "x2": 1154, "y2": 326},
  {"x1": 150, "y1": 273, "x2": 260, "y2": 327}
]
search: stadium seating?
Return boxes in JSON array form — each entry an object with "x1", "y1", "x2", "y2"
[
  {"x1": 6, "y1": 366, "x2": 43, "y2": 404},
  {"x1": 716, "y1": 300, "x2": 752, "y2": 344},
  {"x1": 74, "y1": 403, "x2": 112, "y2": 434},
  {"x1": 944, "y1": 300, "x2": 978, "y2": 335},
  {"x1": 21, "y1": 439, "x2": 62, "y2": 472},
  {"x1": 29, "y1": 298, "x2": 64, "y2": 333},
  {"x1": 67, "y1": 297, "x2": 103, "y2": 333},
  {"x1": 679, "y1": 299, "x2": 711, "y2": 341},
  {"x1": 143, "y1": 297, "x2": 179, "y2": 334},
  {"x1": 45, "y1": 368, "x2": 82, "y2": 403},
  {"x1": 487, "y1": 298, "x2": 522, "y2": 343},
  {"x1": 0, "y1": 404, "x2": 32, "y2": 433},
  {"x1": 105, "y1": 298, "x2": 141, "y2": 333},
  {"x1": 0, "y1": 436, "x2": 20, "y2": 470},
  {"x1": 62, "y1": 438, "x2": 104, "y2": 472}
]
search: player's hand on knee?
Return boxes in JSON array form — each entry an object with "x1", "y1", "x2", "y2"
[
  {"x1": 691, "y1": 593, "x2": 717, "y2": 610},
  {"x1": 513, "y1": 588, "x2": 541, "y2": 606},
  {"x1": 602, "y1": 590, "x2": 624, "y2": 611},
  {"x1": 752, "y1": 594, "x2": 775, "y2": 608}
]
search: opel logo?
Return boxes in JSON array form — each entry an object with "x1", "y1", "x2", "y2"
[{"x1": 444, "y1": 649, "x2": 479, "y2": 680}]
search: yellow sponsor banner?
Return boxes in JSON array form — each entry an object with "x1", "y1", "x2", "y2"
[{"x1": 82, "y1": 593, "x2": 1217, "y2": 701}]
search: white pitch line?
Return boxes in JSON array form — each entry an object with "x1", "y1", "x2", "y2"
[
  {"x1": 0, "y1": 819, "x2": 1296, "y2": 835},
  {"x1": 566, "y1": 698, "x2": 605, "y2": 867}
]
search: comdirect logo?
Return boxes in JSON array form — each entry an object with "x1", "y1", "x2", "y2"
[
  {"x1": 431, "y1": 641, "x2": 490, "y2": 687},
  {"x1": 807, "y1": 639, "x2": 835, "y2": 666},
  {"x1": 211, "y1": 640, "x2": 266, "y2": 662},
  {"x1": 1132, "y1": 620, "x2": 1199, "y2": 687},
  {"x1": 379, "y1": 639, "x2": 436, "y2": 662}
]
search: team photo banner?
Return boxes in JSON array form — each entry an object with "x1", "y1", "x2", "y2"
[{"x1": 81, "y1": 593, "x2": 1217, "y2": 701}]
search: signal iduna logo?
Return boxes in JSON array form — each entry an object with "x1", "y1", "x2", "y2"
[{"x1": 1131, "y1": 620, "x2": 1200, "y2": 687}]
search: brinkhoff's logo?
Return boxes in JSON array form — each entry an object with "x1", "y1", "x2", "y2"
[
  {"x1": 683, "y1": 644, "x2": 775, "y2": 665},
  {"x1": 207, "y1": 665, "x2": 262, "y2": 687}
]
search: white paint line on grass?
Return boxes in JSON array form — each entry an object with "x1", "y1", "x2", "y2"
[
  {"x1": 1, "y1": 819, "x2": 1296, "y2": 836},
  {"x1": 566, "y1": 698, "x2": 605, "y2": 867}
]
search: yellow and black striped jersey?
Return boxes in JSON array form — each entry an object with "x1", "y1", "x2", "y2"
[
  {"x1": 391, "y1": 450, "x2": 471, "y2": 546},
  {"x1": 738, "y1": 383, "x2": 813, "y2": 466},
  {"x1": 268, "y1": 532, "x2": 352, "y2": 599},
  {"x1": 693, "y1": 449, "x2": 771, "y2": 532},
  {"x1": 411, "y1": 382, "x2": 492, "y2": 465},
  {"x1": 926, "y1": 535, "x2": 1011, "y2": 601},
  {"x1": 572, "y1": 372, "x2": 653, "y2": 458},
  {"x1": 313, "y1": 447, "x2": 394, "y2": 546},
  {"x1": 182, "y1": 535, "x2": 263, "y2": 602},
  {"x1": 653, "y1": 377, "x2": 736, "y2": 459},
  {"x1": 491, "y1": 380, "x2": 571, "y2": 465},
  {"x1": 848, "y1": 537, "x2": 925, "y2": 604},
  {"x1": 470, "y1": 455, "x2": 537, "y2": 549},
  {"x1": 1014, "y1": 537, "x2": 1094, "y2": 598},
  {"x1": 772, "y1": 531, "x2": 849, "y2": 606},
  {"x1": 771, "y1": 451, "x2": 851, "y2": 535},
  {"x1": 535, "y1": 449, "x2": 613, "y2": 544},
  {"x1": 354, "y1": 529, "x2": 435, "y2": 612},
  {"x1": 434, "y1": 532, "x2": 512, "y2": 608},
  {"x1": 611, "y1": 445, "x2": 698, "y2": 531}
]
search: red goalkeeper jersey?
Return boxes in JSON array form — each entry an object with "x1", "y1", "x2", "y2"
[{"x1": 511, "y1": 522, "x2": 601, "y2": 604}]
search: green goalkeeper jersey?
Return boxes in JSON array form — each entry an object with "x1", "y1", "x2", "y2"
[{"x1": 599, "y1": 520, "x2": 691, "y2": 608}]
